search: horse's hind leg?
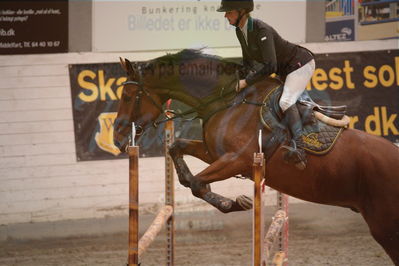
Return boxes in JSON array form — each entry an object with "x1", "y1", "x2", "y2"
[
  {"x1": 385, "y1": 244, "x2": 399, "y2": 266},
  {"x1": 367, "y1": 220, "x2": 399, "y2": 265},
  {"x1": 362, "y1": 202, "x2": 399, "y2": 265}
]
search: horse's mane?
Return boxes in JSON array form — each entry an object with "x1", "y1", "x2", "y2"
[
  {"x1": 148, "y1": 48, "x2": 240, "y2": 67},
  {"x1": 140, "y1": 49, "x2": 242, "y2": 101}
]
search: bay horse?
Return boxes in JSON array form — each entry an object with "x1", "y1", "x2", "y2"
[{"x1": 113, "y1": 49, "x2": 399, "y2": 264}]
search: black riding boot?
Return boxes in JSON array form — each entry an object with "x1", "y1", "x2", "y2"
[{"x1": 281, "y1": 104, "x2": 307, "y2": 170}]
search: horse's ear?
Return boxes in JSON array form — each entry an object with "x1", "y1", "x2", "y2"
[
  {"x1": 119, "y1": 57, "x2": 128, "y2": 72},
  {"x1": 119, "y1": 57, "x2": 140, "y2": 80}
]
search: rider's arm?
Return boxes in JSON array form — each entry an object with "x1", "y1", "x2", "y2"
[
  {"x1": 235, "y1": 27, "x2": 255, "y2": 77},
  {"x1": 242, "y1": 51, "x2": 252, "y2": 70},
  {"x1": 245, "y1": 28, "x2": 277, "y2": 86},
  {"x1": 236, "y1": 31, "x2": 252, "y2": 71}
]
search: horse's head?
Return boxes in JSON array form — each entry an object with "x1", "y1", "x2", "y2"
[
  {"x1": 113, "y1": 57, "x2": 166, "y2": 152},
  {"x1": 114, "y1": 49, "x2": 243, "y2": 152}
]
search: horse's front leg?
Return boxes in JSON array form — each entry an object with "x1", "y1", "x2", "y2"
[
  {"x1": 195, "y1": 153, "x2": 253, "y2": 213},
  {"x1": 169, "y1": 139, "x2": 213, "y2": 188},
  {"x1": 169, "y1": 141, "x2": 252, "y2": 213},
  {"x1": 169, "y1": 139, "x2": 214, "y2": 164}
]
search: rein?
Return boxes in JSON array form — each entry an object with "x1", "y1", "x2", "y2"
[
  {"x1": 122, "y1": 69, "x2": 265, "y2": 136},
  {"x1": 122, "y1": 71, "x2": 200, "y2": 137}
]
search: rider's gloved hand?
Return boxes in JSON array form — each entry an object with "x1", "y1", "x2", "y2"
[{"x1": 235, "y1": 79, "x2": 248, "y2": 92}]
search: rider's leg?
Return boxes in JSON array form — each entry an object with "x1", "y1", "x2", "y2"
[
  {"x1": 282, "y1": 104, "x2": 307, "y2": 166},
  {"x1": 279, "y1": 59, "x2": 315, "y2": 169},
  {"x1": 279, "y1": 59, "x2": 316, "y2": 112}
]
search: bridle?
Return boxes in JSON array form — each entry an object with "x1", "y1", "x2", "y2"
[
  {"x1": 121, "y1": 65, "x2": 165, "y2": 137},
  {"x1": 120, "y1": 63, "x2": 251, "y2": 144}
]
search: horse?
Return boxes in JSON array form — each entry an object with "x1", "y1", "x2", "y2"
[{"x1": 113, "y1": 49, "x2": 399, "y2": 265}]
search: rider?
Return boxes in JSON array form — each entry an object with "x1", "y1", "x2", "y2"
[{"x1": 217, "y1": 0, "x2": 315, "y2": 169}]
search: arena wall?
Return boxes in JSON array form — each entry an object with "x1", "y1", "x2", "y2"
[{"x1": 0, "y1": 39, "x2": 397, "y2": 230}]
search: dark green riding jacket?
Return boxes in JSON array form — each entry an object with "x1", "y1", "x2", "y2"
[{"x1": 236, "y1": 17, "x2": 313, "y2": 85}]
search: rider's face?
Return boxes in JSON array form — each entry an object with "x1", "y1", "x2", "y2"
[{"x1": 224, "y1": 10, "x2": 240, "y2": 25}]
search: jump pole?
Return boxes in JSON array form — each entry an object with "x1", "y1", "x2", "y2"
[
  {"x1": 253, "y1": 130, "x2": 289, "y2": 266},
  {"x1": 127, "y1": 120, "x2": 175, "y2": 266}
]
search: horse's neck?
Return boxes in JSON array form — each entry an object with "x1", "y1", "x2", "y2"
[
  {"x1": 168, "y1": 90, "x2": 203, "y2": 109},
  {"x1": 156, "y1": 76, "x2": 236, "y2": 119},
  {"x1": 166, "y1": 91, "x2": 215, "y2": 120},
  {"x1": 158, "y1": 76, "x2": 281, "y2": 122}
]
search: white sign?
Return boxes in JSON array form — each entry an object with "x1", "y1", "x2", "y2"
[{"x1": 92, "y1": 0, "x2": 306, "y2": 52}]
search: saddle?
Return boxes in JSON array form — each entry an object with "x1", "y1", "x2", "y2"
[{"x1": 260, "y1": 85, "x2": 348, "y2": 156}]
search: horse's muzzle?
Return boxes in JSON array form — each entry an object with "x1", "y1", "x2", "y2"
[
  {"x1": 113, "y1": 129, "x2": 129, "y2": 152},
  {"x1": 114, "y1": 139, "x2": 123, "y2": 152}
]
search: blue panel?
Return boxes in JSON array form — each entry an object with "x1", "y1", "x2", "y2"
[{"x1": 325, "y1": 19, "x2": 355, "y2": 41}]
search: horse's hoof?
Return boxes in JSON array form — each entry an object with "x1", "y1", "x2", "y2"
[{"x1": 236, "y1": 195, "x2": 253, "y2": 210}]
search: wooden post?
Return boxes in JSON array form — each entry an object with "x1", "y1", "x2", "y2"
[
  {"x1": 128, "y1": 145, "x2": 139, "y2": 266},
  {"x1": 164, "y1": 119, "x2": 175, "y2": 266},
  {"x1": 126, "y1": 118, "x2": 175, "y2": 266},
  {"x1": 253, "y1": 152, "x2": 265, "y2": 266}
]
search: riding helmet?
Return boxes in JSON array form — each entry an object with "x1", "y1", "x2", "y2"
[{"x1": 217, "y1": 0, "x2": 254, "y2": 12}]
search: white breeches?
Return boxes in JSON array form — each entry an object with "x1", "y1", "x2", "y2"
[{"x1": 279, "y1": 59, "x2": 315, "y2": 112}]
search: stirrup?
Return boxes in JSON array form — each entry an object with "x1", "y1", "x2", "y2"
[
  {"x1": 281, "y1": 140, "x2": 307, "y2": 170},
  {"x1": 281, "y1": 139, "x2": 297, "y2": 152}
]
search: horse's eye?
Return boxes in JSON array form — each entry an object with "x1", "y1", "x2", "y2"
[{"x1": 122, "y1": 95, "x2": 132, "y2": 102}]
